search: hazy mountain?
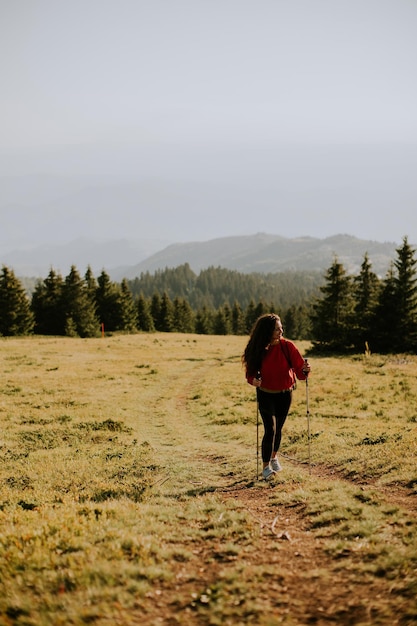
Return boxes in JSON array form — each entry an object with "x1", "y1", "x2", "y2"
[
  {"x1": 116, "y1": 233, "x2": 398, "y2": 279},
  {"x1": 1, "y1": 232, "x2": 400, "y2": 281}
]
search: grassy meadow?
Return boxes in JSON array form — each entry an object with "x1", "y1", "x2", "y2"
[{"x1": 0, "y1": 332, "x2": 416, "y2": 625}]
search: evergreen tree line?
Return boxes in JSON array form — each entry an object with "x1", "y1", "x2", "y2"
[
  {"x1": 1, "y1": 235, "x2": 416, "y2": 354},
  {"x1": 127, "y1": 263, "x2": 323, "y2": 310},
  {"x1": 0, "y1": 264, "x2": 312, "y2": 339},
  {"x1": 310, "y1": 236, "x2": 417, "y2": 354}
]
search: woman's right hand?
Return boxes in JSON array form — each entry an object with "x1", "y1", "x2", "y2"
[{"x1": 253, "y1": 377, "x2": 262, "y2": 388}]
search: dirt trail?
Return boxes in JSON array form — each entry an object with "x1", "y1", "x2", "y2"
[
  {"x1": 134, "y1": 365, "x2": 417, "y2": 626},
  {"x1": 136, "y1": 466, "x2": 416, "y2": 626}
]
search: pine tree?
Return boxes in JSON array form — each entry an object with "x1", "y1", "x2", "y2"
[
  {"x1": 0, "y1": 266, "x2": 34, "y2": 336},
  {"x1": 172, "y1": 297, "x2": 195, "y2": 333},
  {"x1": 351, "y1": 253, "x2": 381, "y2": 351},
  {"x1": 223, "y1": 303, "x2": 232, "y2": 332},
  {"x1": 95, "y1": 270, "x2": 120, "y2": 332},
  {"x1": 62, "y1": 266, "x2": 100, "y2": 337},
  {"x1": 31, "y1": 268, "x2": 65, "y2": 335},
  {"x1": 159, "y1": 292, "x2": 175, "y2": 332},
  {"x1": 295, "y1": 304, "x2": 312, "y2": 340},
  {"x1": 194, "y1": 306, "x2": 213, "y2": 334},
  {"x1": 84, "y1": 266, "x2": 98, "y2": 298},
  {"x1": 150, "y1": 293, "x2": 162, "y2": 330},
  {"x1": 245, "y1": 300, "x2": 258, "y2": 333},
  {"x1": 213, "y1": 307, "x2": 231, "y2": 335},
  {"x1": 254, "y1": 301, "x2": 269, "y2": 320},
  {"x1": 390, "y1": 236, "x2": 417, "y2": 352},
  {"x1": 231, "y1": 301, "x2": 246, "y2": 335},
  {"x1": 310, "y1": 258, "x2": 355, "y2": 352},
  {"x1": 283, "y1": 306, "x2": 297, "y2": 339},
  {"x1": 117, "y1": 279, "x2": 138, "y2": 332},
  {"x1": 372, "y1": 238, "x2": 417, "y2": 353},
  {"x1": 137, "y1": 294, "x2": 155, "y2": 331},
  {"x1": 95, "y1": 274, "x2": 137, "y2": 333},
  {"x1": 371, "y1": 263, "x2": 397, "y2": 353}
]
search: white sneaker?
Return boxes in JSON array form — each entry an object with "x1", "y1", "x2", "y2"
[
  {"x1": 270, "y1": 458, "x2": 282, "y2": 472},
  {"x1": 262, "y1": 466, "x2": 276, "y2": 481}
]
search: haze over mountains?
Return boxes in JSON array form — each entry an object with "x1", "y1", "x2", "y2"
[
  {"x1": 2, "y1": 141, "x2": 416, "y2": 249},
  {"x1": 2, "y1": 2, "x2": 416, "y2": 288},
  {"x1": 0, "y1": 168, "x2": 409, "y2": 280},
  {"x1": 1, "y1": 231, "x2": 398, "y2": 281}
]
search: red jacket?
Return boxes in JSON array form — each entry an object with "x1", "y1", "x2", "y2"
[{"x1": 246, "y1": 339, "x2": 307, "y2": 391}]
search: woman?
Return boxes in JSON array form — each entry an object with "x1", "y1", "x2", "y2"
[{"x1": 242, "y1": 313, "x2": 310, "y2": 480}]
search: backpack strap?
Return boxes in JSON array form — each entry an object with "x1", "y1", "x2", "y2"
[
  {"x1": 279, "y1": 339, "x2": 293, "y2": 369},
  {"x1": 279, "y1": 339, "x2": 297, "y2": 389}
]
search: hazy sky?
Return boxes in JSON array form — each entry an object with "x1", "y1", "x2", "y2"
[{"x1": 1, "y1": 0, "x2": 417, "y2": 247}]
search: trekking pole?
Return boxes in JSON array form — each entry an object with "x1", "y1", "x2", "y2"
[
  {"x1": 255, "y1": 371, "x2": 261, "y2": 481},
  {"x1": 304, "y1": 359, "x2": 311, "y2": 474},
  {"x1": 256, "y1": 399, "x2": 260, "y2": 480}
]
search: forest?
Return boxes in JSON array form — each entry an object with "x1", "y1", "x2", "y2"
[{"x1": 1, "y1": 236, "x2": 416, "y2": 354}]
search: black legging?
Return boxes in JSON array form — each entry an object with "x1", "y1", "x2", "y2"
[{"x1": 257, "y1": 389, "x2": 292, "y2": 463}]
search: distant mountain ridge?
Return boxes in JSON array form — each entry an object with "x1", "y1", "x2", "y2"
[
  {"x1": 0, "y1": 238, "x2": 170, "y2": 278},
  {"x1": 1, "y1": 233, "x2": 400, "y2": 280},
  {"x1": 116, "y1": 233, "x2": 398, "y2": 279}
]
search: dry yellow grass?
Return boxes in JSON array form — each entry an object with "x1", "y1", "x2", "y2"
[{"x1": 0, "y1": 333, "x2": 416, "y2": 625}]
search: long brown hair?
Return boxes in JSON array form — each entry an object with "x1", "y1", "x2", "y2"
[{"x1": 242, "y1": 313, "x2": 281, "y2": 376}]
